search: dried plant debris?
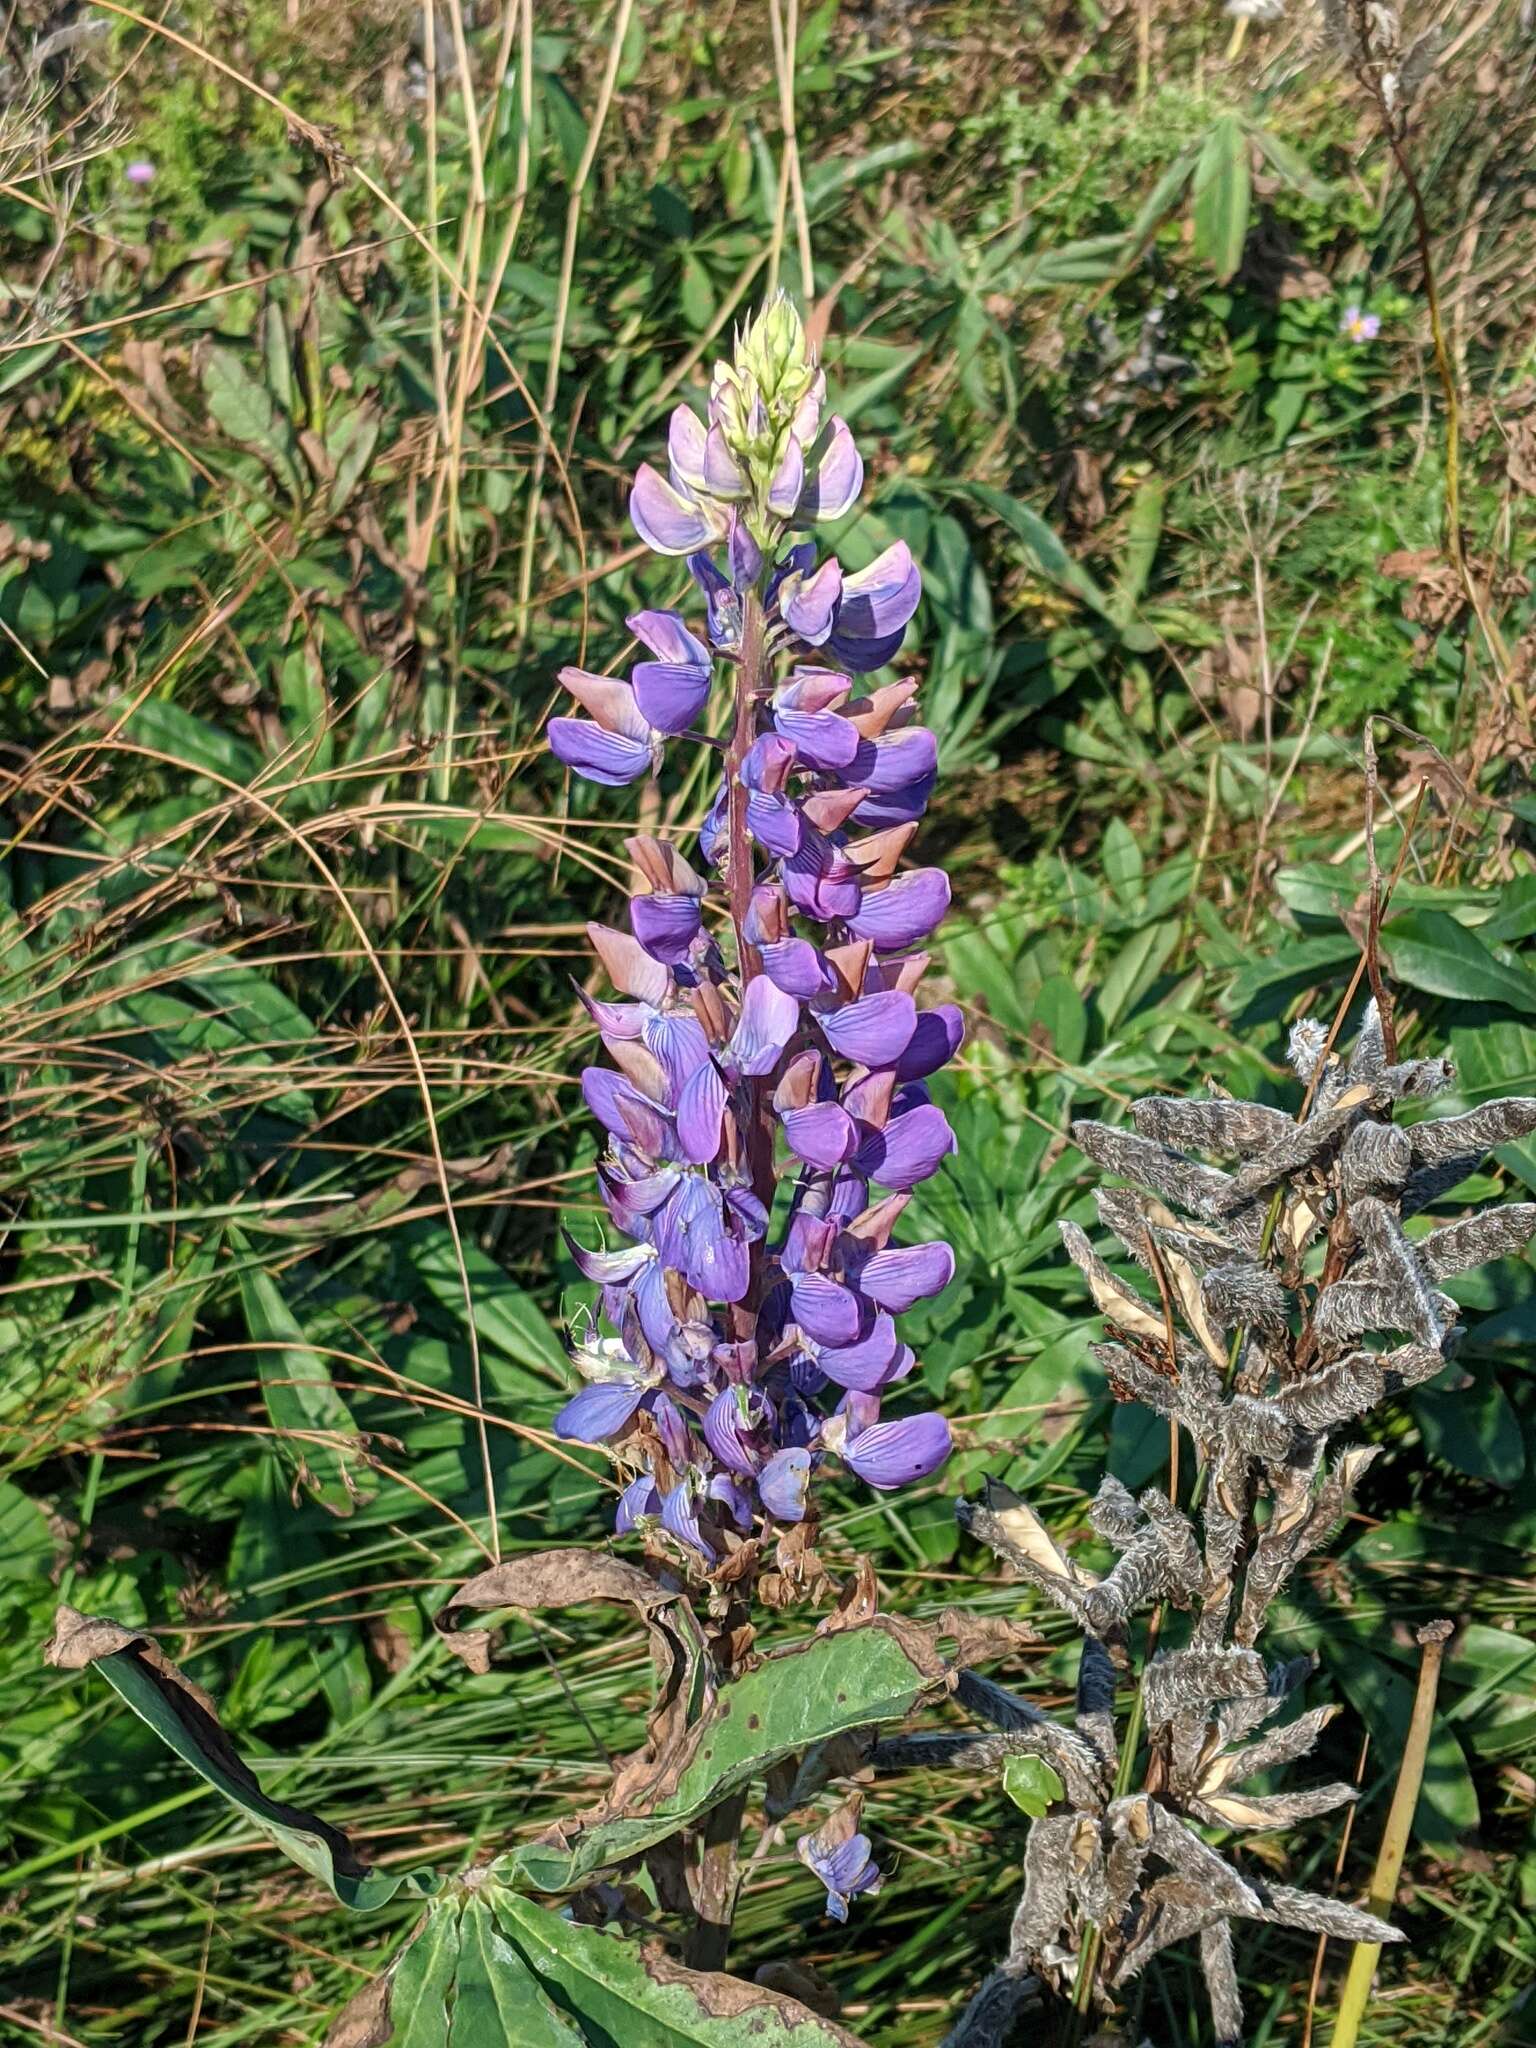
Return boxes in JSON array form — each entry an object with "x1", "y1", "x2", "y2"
[{"x1": 925, "y1": 1008, "x2": 1536, "y2": 2045}]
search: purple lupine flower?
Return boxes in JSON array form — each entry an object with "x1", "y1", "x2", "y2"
[
  {"x1": 797, "y1": 1806, "x2": 882, "y2": 1921},
  {"x1": 549, "y1": 293, "x2": 961, "y2": 1581}
]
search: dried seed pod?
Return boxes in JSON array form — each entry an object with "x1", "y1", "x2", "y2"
[
  {"x1": 1131, "y1": 1095, "x2": 1294, "y2": 1156},
  {"x1": 1089, "y1": 1474, "x2": 1142, "y2": 1547},
  {"x1": 1417, "y1": 1203, "x2": 1536, "y2": 1279},
  {"x1": 1409, "y1": 1097, "x2": 1536, "y2": 1167},
  {"x1": 1200, "y1": 1917, "x2": 1244, "y2": 2048},
  {"x1": 1288, "y1": 1017, "x2": 1329, "y2": 1083},
  {"x1": 1070, "y1": 1120, "x2": 1265, "y2": 1247},
  {"x1": 1200, "y1": 1258, "x2": 1291, "y2": 1336},
  {"x1": 1338, "y1": 1118, "x2": 1412, "y2": 1200},
  {"x1": 1349, "y1": 1197, "x2": 1444, "y2": 1345},
  {"x1": 1144, "y1": 1647, "x2": 1267, "y2": 1731},
  {"x1": 1216, "y1": 1093, "x2": 1370, "y2": 1209}
]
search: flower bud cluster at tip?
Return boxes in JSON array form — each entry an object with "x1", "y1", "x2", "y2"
[{"x1": 546, "y1": 295, "x2": 958, "y2": 1576}]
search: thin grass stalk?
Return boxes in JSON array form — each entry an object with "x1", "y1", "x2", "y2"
[{"x1": 515, "y1": 0, "x2": 636, "y2": 626}]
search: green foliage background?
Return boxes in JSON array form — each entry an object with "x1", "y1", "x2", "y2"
[{"x1": 2, "y1": 0, "x2": 1536, "y2": 2041}]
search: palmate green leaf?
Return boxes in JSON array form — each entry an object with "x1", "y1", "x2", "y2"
[
  {"x1": 1382, "y1": 910, "x2": 1536, "y2": 1015},
  {"x1": 488, "y1": 1890, "x2": 865, "y2": 2046},
  {"x1": 497, "y1": 1620, "x2": 943, "y2": 1894},
  {"x1": 233, "y1": 1235, "x2": 375, "y2": 1515},
  {"x1": 353, "y1": 1887, "x2": 865, "y2": 2047},
  {"x1": 1191, "y1": 115, "x2": 1251, "y2": 284},
  {"x1": 44, "y1": 1608, "x2": 438, "y2": 1909}
]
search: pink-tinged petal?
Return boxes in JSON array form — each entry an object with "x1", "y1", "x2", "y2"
[
  {"x1": 856, "y1": 1104, "x2": 957, "y2": 1190},
  {"x1": 848, "y1": 868, "x2": 951, "y2": 951},
  {"x1": 758, "y1": 1446, "x2": 812, "y2": 1521},
  {"x1": 841, "y1": 1411, "x2": 952, "y2": 1489},
  {"x1": 581, "y1": 991, "x2": 647, "y2": 1039},
  {"x1": 896, "y1": 1003, "x2": 965, "y2": 1081},
  {"x1": 781, "y1": 555, "x2": 842, "y2": 643},
  {"x1": 588, "y1": 923, "x2": 671, "y2": 1004},
  {"x1": 778, "y1": 667, "x2": 853, "y2": 715},
  {"x1": 742, "y1": 732, "x2": 798, "y2": 793},
  {"x1": 631, "y1": 462, "x2": 716, "y2": 555},
  {"x1": 821, "y1": 989, "x2": 918, "y2": 1065},
  {"x1": 767, "y1": 433, "x2": 805, "y2": 516},
  {"x1": 791, "y1": 1271, "x2": 864, "y2": 1346},
  {"x1": 632, "y1": 660, "x2": 711, "y2": 735},
  {"x1": 667, "y1": 404, "x2": 708, "y2": 491},
  {"x1": 859, "y1": 1241, "x2": 955, "y2": 1312},
  {"x1": 676, "y1": 1060, "x2": 727, "y2": 1164},
  {"x1": 762, "y1": 937, "x2": 836, "y2": 998},
  {"x1": 817, "y1": 1314, "x2": 900, "y2": 1392},
  {"x1": 631, "y1": 891, "x2": 703, "y2": 965},
  {"x1": 557, "y1": 666, "x2": 651, "y2": 737},
  {"x1": 730, "y1": 975, "x2": 800, "y2": 1076},
  {"x1": 555, "y1": 1380, "x2": 645, "y2": 1443},
  {"x1": 780, "y1": 1100, "x2": 858, "y2": 1170},
  {"x1": 799, "y1": 417, "x2": 863, "y2": 522},
  {"x1": 628, "y1": 609, "x2": 709, "y2": 668},
  {"x1": 703, "y1": 424, "x2": 748, "y2": 498},
  {"x1": 549, "y1": 719, "x2": 654, "y2": 787}
]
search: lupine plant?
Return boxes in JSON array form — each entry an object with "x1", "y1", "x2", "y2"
[
  {"x1": 44, "y1": 302, "x2": 1536, "y2": 2048},
  {"x1": 924, "y1": 1004, "x2": 1536, "y2": 2045},
  {"x1": 548, "y1": 292, "x2": 959, "y2": 1580},
  {"x1": 45, "y1": 300, "x2": 986, "y2": 2047}
]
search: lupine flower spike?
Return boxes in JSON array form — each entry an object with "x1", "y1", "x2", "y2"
[
  {"x1": 550, "y1": 295, "x2": 956, "y2": 1592},
  {"x1": 905, "y1": 1003, "x2": 1536, "y2": 2046}
]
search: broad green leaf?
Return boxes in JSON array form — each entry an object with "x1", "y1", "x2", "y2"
[
  {"x1": 489, "y1": 1890, "x2": 865, "y2": 2046},
  {"x1": 498, "y1": 1621, "x2": 940, "y2": 1892},
  {"x1": 0, "y1": 1478, "x2": 55, "y2": 1582},
  {"x1": 1413, "y1": 1366, "x2": 1525, "y2": 1487},
  {"x1": 452, "y1": 1894, "x2": 583, "y2": 2045},
  {"x1": 1449, "y1": 1017, "x2": 1536, "y2": 1190},
  {"x1": 406, "y1": 1225, "x2": 568, "y2": 1381},
  {"x1": 1382, "y1": 910, "x2": 1536, "y2": 1016},
  {"x1": 234, "y1": 1238, "x2": 373, "y2": 1514},
  {"x1": 44, "y1": 1607, "x2": 438, "y2": 1909},
  {"x1": 1001, "y1": 1755, "x2": 1063, "y2": 1817},
  {"x1": 956, "y1": 483, "x2": 1111, "y2": 613},
  {"x1": 386, "y1": 1897, "x2": 463, "y2": 2045},
  {"x1": 1192, "y1": 115, "x2": 1251, "y2": 283}
]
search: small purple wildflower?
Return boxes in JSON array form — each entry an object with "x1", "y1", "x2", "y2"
[
  {"x1": 549, "y1": 294, "x2": 957, "y2": 1579},
  {"x1": 797, "y1": 1802, "x2": 882, "y2": 1922},
  {"x1": 124, "y1": 160, "x2": 155, "y2": 187},
  {"x1": 1340, "y1": 305, "x2": 1381, "y2": 343}
]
